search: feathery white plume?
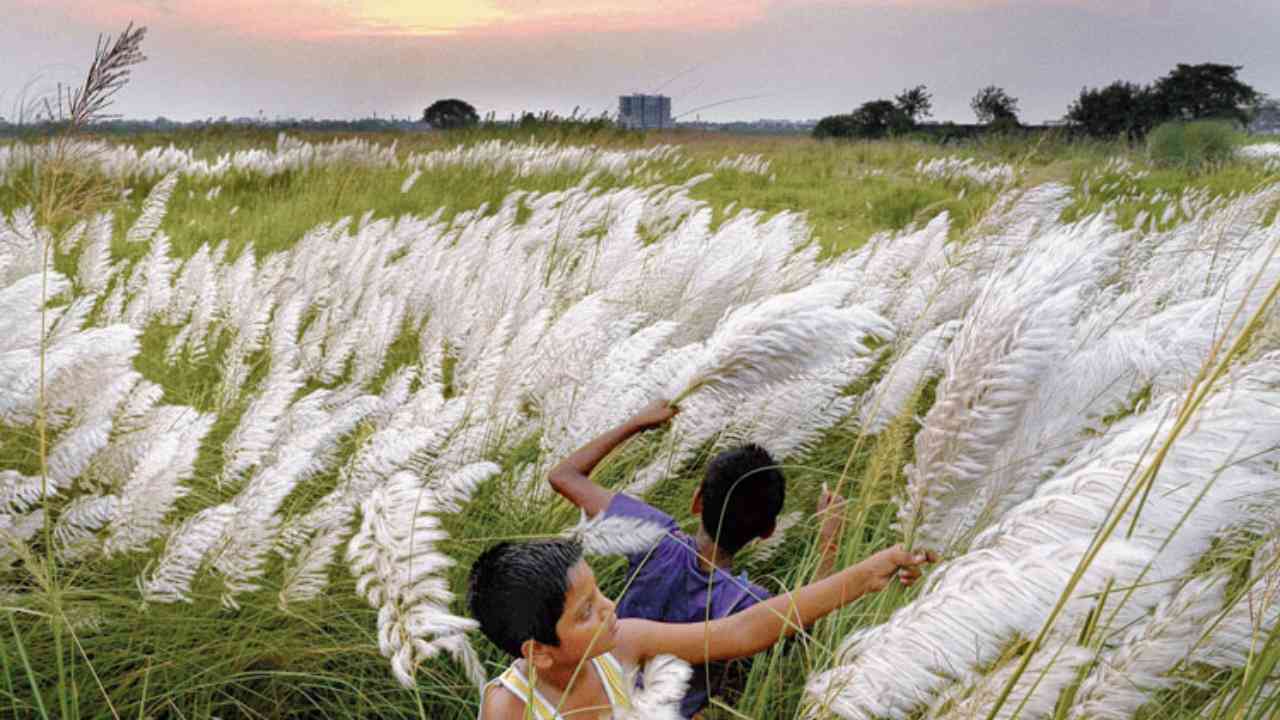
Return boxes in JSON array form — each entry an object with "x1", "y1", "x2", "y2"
[
  {"x1": 569, "y1": 514, "x2": 672, "y2": 557},
  {"x1": 346, "y1": 471, "x2": 479, "y2": 688},
  {"x1": 125, "y1": 172, "x2": 178, "y2": 244},
  {"x1": 669, "y1": 285, "x2": 892, "y2": 403},
  {"x1": 618, "y1": 655, "x2": 694, "y2": 720}
]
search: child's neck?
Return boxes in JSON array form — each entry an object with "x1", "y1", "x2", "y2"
[
  {"x1": 523, "y1": 656, "x2": 605, "y2": 711},
  {"x1": 694, "y1": 529, "x2": 736, "y2": 573},
  {"x1": 532, "y1": 657, "x2": 584, "y2": 694}
]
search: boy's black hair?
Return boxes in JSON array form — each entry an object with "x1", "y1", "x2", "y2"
[
  {"x1": 701, "y1": 444, "x2": 785, "y2": 555},
  {"x1": 467, "y1": 539, "x2": 584, "y2": 658}
]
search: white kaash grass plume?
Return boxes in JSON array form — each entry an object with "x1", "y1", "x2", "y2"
[
  {"x1": 0, "y1": 272, "x2": 71, "y2": 351},
  {"x1": 210, "y1": 394, "x2": 381, "y2": 606},
  {"x1": 0, "y1": 207, "x2": 55, "y2": 284},
  {"x1": 125, "y1": 172, "x2": 178, "y2": 244},
  {"x1": 834, "y1": 356, "x2": 1280, "y2": 720},
  {"x1": 123, "y1": 230, "x2": 177, "y2": 328},
  {"x1": 900, "y1": 213, "x2": 1126, "y2": 552},
  {"x1": 1189, "y1": 538, "x2": 1280, "y2": 670},
  {"x1": 165, "y1": 243, "x2": 217, "y2": 327},
  {"x1": 916, "y1": 157, "x2": 1017, "y2": 188},
  {"x1": 898, "y1": 286, "x2": 1077, "y2": 552},
  {"x1": 272, "y1": 399, "x2": 468, "y2": 603},
  {"x1": 77, "y1": 212, "x2": 116, "y2": 294},
  {"x1": 1, "y1": 324, "x2": 139, "y2": 426},
  {"x1": 218, "y1": 298, "x2": 305, "y2": 486},
  {"x1": 668, "y1": 284, "x2": 892, "y2": 404},
  {"x1": 0, "y1": 509, "x2": 46, "y2": 569},
  {"x1": 216, "y1": 257, "x2": 284, "y2": 405},
  {"x1": 713, "y1": 153, "x2": 771, "y2": 176},
  {"x1": 42, "y1": 383, "x2": 134, "y2": 501},
  {"x1": 1069, "y1": 573, "x2": 1232, "y2": 720},
  {"x1": 424, "y1": 462, "x2": 500, "y2": 514},
  {"x1": 400, "y1": 168, "x2": 422, "y2": 193},
  {"x1": 1, "y1": 470, "x2": 48, "y2": 515},
  {"x1": 932, "y1": 643, "x2": 1092, "y2": 720},
  {"x1": 346, "y1": 471, "x2": 479, "y2": 689},
  {"x1": 54, "y1": 495, "x2": 120, "y2": 560},
  {"x1": 58, "y1": 219, "x2": 87, "y2": 255},
  {"x1": 538, "y1": 318, "x2": 681, "y2": 461},
  {"x1": 860, "y1": 320, "x2": 961, "y2": 434},
  {"x1": 103, "y1": 407, "x2": 214, "y2": 555},
  {"x1": 277, "y1": 521, "x2": 349, "y2": 607},
  {"x1": 84, "y1": 379, "x2": 165, "y2": 489},
  {"x1": 805, "y1": 541, "x2": 1153, "y2": 720},
  {"x1": 719, "y1": 354, "x2": 875, "y2": 460},
  {"x1": 618, "y1": 655, "x2": 694, "y2": 720},
  {"x1": 140, "y1": 505, "x2": 239, "y2": 603},
  {"x1": 568, "y1": 514, "x2": 672, "y2": 557}
]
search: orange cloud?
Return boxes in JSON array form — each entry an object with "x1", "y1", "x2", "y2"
[{"x1": 23, "y1": 0, "x2": 773, "y2": 39}]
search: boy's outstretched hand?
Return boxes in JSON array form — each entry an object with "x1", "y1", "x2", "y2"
[
  {"x1": 630, "y1": 399, "x2": 679, "y2": 430},
  {"x1": 860, "y1": 545, "x2": 939, "y2": 592}
]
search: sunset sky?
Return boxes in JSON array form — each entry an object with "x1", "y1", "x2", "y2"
[{"x1": 3, "y1": 1, "x2": 1277, "y2": 124}]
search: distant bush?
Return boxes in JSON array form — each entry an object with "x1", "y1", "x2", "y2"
[{"x1": 1146, "y1": 119, "x2": 1241, "y2": 169}]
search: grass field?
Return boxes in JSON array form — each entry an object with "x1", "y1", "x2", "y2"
[{"x1": 2, "y1": 127, "x2": 1280, "y2": 719}]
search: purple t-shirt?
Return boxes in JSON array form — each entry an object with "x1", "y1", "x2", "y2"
[{"x1": 604, "y1": 493, "x2": 771, "y2": 718}]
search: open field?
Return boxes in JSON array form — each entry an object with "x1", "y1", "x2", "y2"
[{"x1": 2, "y1": 129, "x2": 1280, "y2": 719}]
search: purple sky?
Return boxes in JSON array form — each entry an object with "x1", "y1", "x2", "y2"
[{"x1": 3, "y1": 1, "x2": 1277, "y2": 124}]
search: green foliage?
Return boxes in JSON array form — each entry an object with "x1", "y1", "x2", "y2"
[
  {"x1": 1147, "y1": 120, "x2": 1243, "y2": 170},
  {"x1": 1153, "y1": 63, "x2": 1259, "y2": 126},
  {"x1": 971, "y1": 85, "x2": 1021, "y2": 125},
  {"x1": 1067, "y1": 81, "x2": 1159, "y2": 140},
  {"x1": 1064, "y1": 64, "x2": 1260, "y2": 142},
  {"x1": 422, "y1": 99, "x2": 479, "y2": 130},
  {"x1": 894, "y1": 85, "x2": 934, "y2": 124},
  {"x1": 813, "y1": 87, "x2": 931, "y2": 141},
  {"x1": 812, "y1": 102, "x2": 909, "y2": 140}
]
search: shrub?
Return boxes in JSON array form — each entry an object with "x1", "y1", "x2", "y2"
[{"x1": 1146, "y1": 119, "x2": 1241, "y2": 169}]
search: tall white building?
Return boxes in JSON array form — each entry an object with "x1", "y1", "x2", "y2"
[{"x1": 618, "y1": 94, "x2": 672, "y2": 130}]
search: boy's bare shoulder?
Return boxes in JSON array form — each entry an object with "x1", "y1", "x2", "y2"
[{"x1": 480, "y1": 683, "x2": 526, "y2": 720}]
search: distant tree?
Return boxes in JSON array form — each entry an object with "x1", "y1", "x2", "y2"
[
  {"x1": 894, "y1": 85, "x2": 933, "y2": 125},
  {"x1": 1151, "y1": 63, "x2": 1259, "y2": 126},
  {"x1": 422, "y1": 99, "x2": 479, "y2": 129},
  {"x1": 849, "y1": 100, "x2": 912, "y2": 138},
  {"x1": 970, "y1": 86, "x2": 1020, "y2": 125},
  {"x1": 1066, "y1": 81, "x2": 1159, "y2": 140}
]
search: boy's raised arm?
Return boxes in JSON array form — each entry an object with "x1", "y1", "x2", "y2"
[
  {"x1": 618, "y1": 545, "x2": 936, "y2": 666},
  {"x1": 547, "y1": 400, "x2": 678, "y2": 518}
]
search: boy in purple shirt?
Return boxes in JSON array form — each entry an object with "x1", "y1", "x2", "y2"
[{"x1": 548, "y1": 400, "x2": 845, "y2": 717}]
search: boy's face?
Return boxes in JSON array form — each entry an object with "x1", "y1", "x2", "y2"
[{"x1": 545, "y1": 560, "x2": 619, "y2": 663}]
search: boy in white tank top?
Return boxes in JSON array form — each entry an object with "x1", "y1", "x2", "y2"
[{"x1": 468, "y1": 538, "x2": 935, "y2": 719}]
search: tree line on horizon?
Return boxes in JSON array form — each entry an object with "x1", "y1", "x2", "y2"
[{"x1": 811, "y1": 63, "x2": 1263, "y2": 141}]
